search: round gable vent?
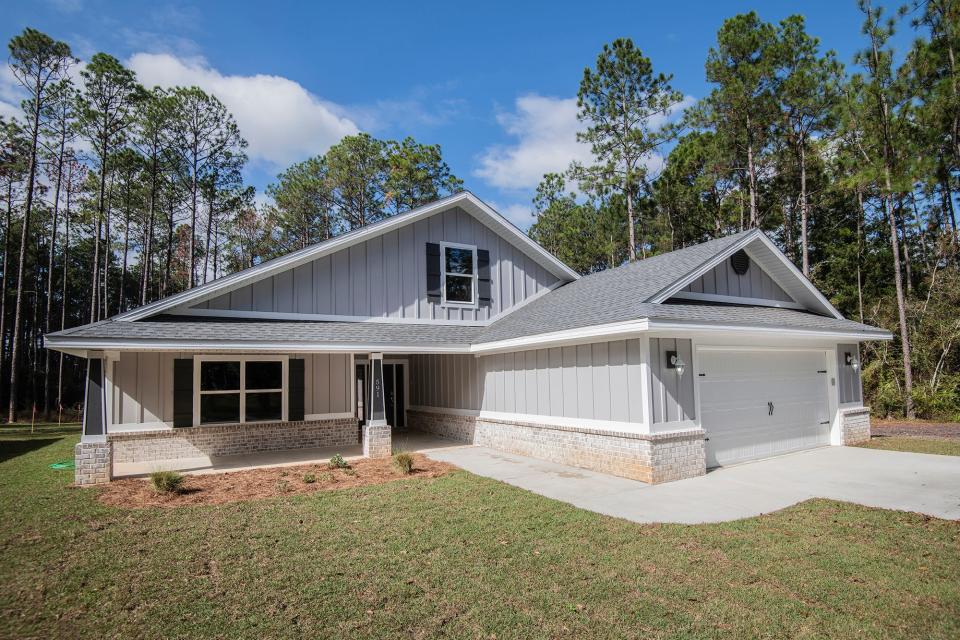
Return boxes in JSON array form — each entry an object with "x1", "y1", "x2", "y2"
[{"x1": 730, "y1": 249, "x2": 750, "y2": 275}]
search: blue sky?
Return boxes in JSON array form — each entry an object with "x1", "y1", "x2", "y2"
[{"x1": 3, "y1": 0, "x2": 914, "y2": 228}]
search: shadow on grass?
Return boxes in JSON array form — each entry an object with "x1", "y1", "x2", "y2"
[{"x1": 0, "y1": 437, "x2": 65, "y2": 464}]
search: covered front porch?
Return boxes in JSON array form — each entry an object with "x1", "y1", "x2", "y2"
[
  {"x1": 74, "y1": 349, "x2": 454, "y2": 484},
  {"x1": 112, "y1": 429, "x2": 467, "y2": 478}
]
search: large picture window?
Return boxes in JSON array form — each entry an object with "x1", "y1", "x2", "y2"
[
  {"x1": 195, "y1": 356, "x2": 287, "y2": 425},
  {"x1": 440, "y1": 242, "x2": 477, "y2": 307}
]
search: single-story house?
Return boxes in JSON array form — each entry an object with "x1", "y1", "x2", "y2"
[{"x1": 46, "y1": 192, "x2": 891, "y2": 486}]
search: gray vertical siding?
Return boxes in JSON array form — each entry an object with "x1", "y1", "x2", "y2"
[
  {"x1": 648, "y1": 338, "x2": 696, "y2": 424},
  {"x1": 197, "y1": 206, "x2": 561, "y2": 322},
  {"x1": 110, "y1": 352, "x2": 352, "y2": 425},
  {"x1": 409, "y1": 340, "x2": 646, "y2": 425},
  {"x1": 836, "y1": 343, "x2": 863, "y2": 404},
  {"x1": 683, "y1": 256, "x2": 793, "y2": 302}
]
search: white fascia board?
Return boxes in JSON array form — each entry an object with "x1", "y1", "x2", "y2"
[
  {"x1": 749, "y1": 232, "x2": 844, "y2": 319},
  {"x1": 470, "y1": 320, "x2": 651, "y2": 354},
  {"x1": 115, "y1": 192, "x2": 578, "y2": 323},
  {"x1": 645, "y1": 319, "x2": 892, "y2": 341},
  {"x1": 647, "y1": 230, "x2": 760, "y2": 304},
  {"x1": 43, "y1": 338, "x2": 473, "y2": 354},
  {"x1": 470, "y1": 317, "x2": 892, "y2": 353}
]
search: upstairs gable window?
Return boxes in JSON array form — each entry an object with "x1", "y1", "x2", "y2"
[{"x1": 440, "y1": 242, "x2": 477, "y2": 307}]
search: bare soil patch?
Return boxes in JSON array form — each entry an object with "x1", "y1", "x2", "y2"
[
  {"x1": 872, "y1": 418, "x2": 960, "y2": 440},
  {"x1": 96, "y1": 454, "x2": 456, "y2": 508}
]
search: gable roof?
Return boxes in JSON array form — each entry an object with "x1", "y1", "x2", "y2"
[{"x1": 114, "y1": 191, "x2": 581, "y2": 322}]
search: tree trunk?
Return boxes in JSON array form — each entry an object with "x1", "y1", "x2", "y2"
[
  {"x1": 57, "y1": 163, "x2": 72, "y2": 417},
  {"x1": 884, "y1": 175, "x2": 914, "y2": 418},
  {"x1": 141, "y1": 159, "x2": 158, "y2": 305},
  {"x1": 7, "y1": 85, "x2": 44, "y2": 423},
  {"x1": 203, "y1": 191, "x2": 214, "y2": 283},
  {"x1": 189, "y1": 150, "x2": 198, "y2": 288},
  {"x1": 90, "y1": 139, "x2": 108, "y2": 324},
  {"x1": 163, "y1": 192, "x2": 174, "y2": 296},
  {"x1": 43, "y1": 128, "x2": 67, "y2": 419},
  {"x1": 102, "y1": 176, "x2": 113, "y2": 319},
  {"x1": 896, "y1": 199, "x2": 913, "y2": 294},
  {"x1": 625, "y1": 180, "x2": 636, "y2": 262},
  {"x1": 799, "y1": 141, "x2": 810, "y2": 276},
  {"x1": 856, "y1": 189, "x2": 866, "y2": 324},
  {"x1": 120, "y1": 209, "x2": 130, "y2": 313},
  {"x1": 746, "y1": 115, "x2": 758, "y2": 228}
]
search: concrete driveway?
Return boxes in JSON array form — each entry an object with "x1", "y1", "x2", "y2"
[{"x1": 425, "y1": 445, "x2": 960, "y2": 524}]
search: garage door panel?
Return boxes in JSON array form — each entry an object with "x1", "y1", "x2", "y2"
[{"x1": 699, "y1": 349, "x2": 831, "y2": 468}]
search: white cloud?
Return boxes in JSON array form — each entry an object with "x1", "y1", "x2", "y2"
[
  {"x1": 475, "y1": 95, "x2": 591, "y2": 191},
  {"x1": 489, "y1": 201, "x2": 535, "y2": 229},
  {"x1": 474, "y1": 93, "x2": 696, "y2": 191},
  {"x1": 127, "y1": 52, "x2": 359, "y2": 168},
  {"x1": 0, "y1": 65, "x2": 24, "y2": 120}
]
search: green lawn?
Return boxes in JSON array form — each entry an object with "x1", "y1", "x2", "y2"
[
  {"x1": 858, "y1": 436, "x2": 960, "y2": 457},
  {"x1": 1, "y1": 436, "x2": 958, "y2": 639}
]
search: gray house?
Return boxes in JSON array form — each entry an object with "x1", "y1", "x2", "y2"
[{"x1": 46, "y1": 192, "x2": 890, "y2": 486}]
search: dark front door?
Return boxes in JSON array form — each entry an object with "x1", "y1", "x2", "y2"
[{"x1": 357, "y1": 362, "x2": 405, "y2": 428}]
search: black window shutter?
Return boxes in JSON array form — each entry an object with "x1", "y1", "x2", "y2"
[
  {"x1": 426, "y1": 242, "x2": 441, "y2": 299},
  {"x1": 477, "y1": 249, "x2": 491, "y2": 303},
  {"x1": 288, "y1": 359, "x2": 305, "y2": 422},
  {"x1": 173, "y1": 359, "x2": 193, "y2": 428}
]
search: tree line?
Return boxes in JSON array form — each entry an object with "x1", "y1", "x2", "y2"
[
  {"x1": 529, "y1": 0, "x2": 960, "y2": 420},
  {"x1": 0, "y1": 29, "x2": 462, "y2": 422}
]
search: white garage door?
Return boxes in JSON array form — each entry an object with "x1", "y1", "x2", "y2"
[{"x1": 698, "y1": 349, "x2": 832, "y2": 468}]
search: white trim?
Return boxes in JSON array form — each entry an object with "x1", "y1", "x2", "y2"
[
  {"x1": 669, "y1": 291, "x2": 807, "y2": 311},
  {"x1": 439, "y1": 241, "x2": 478, "y2": 309},
  {"x1": 193, "y1": 355, "x2": 288, "y2": 427},
  {"x1": 109, "y1": 421, "x2": 173, "y2": 433},
  {"x1": 407, "y1": 405, "x2": 649, "y2": 433},
  {"x1": 168, "y1": 307, "x2": 490, "y2": 326},
  {"x1": 112, "y1": 192, "x2": 579, "y2": 322},
  {"x1": 643, "y1": 320, "x2": 891, "y2": 341},
  {"x1": 44, "y1": 338, "x2": 473, "y2": 353},
  {"x1": 649, "y1": 230, "x2": 845, "y2": 320},
  {"x1": 470, "y1": 320, "x2": 652, "y2": 354}
]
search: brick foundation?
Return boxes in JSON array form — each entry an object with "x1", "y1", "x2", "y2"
[
  {"x1": 362, "y1": 423, "x2": 392, "y2": 458},
  {"x1": 408, "y1": 409, "x2": 705, "y2": 484},
  {"x1": 839, "y1": 407, "x2": 871, "y2": 445},
  {"x1": 75, "y1": 441, "x2": 113, "y2": 486},
  {"x1": 109, "y1": 418, "x2": 360, "y2": 464}
]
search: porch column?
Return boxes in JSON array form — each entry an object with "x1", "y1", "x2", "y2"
[
  {"x1": 362, "y1": 352, "x2": 392, "y2": 458},
  {"x1": 75, "y1": 356, "x2": 113, "y2": 485}
]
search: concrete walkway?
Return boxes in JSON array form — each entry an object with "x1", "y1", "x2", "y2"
[{"x1": 425, "y1": 445, "x2": 960, "y2": 524}]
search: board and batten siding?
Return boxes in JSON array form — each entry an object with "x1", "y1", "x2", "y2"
[
  {"x1": 648, "y1": 338, "x2": 695, "y2": 424},
  {"x1": 111, "y1": 352, "x2": 351, "y2": 426},
  {"x1": 836, "y1": 343, "x2": 863, "y2": 404},
  {"x1": 410, "y1": 340, "x2": 647, "y2": 425},
  {"x1": 683, "y1": 255, "x2": 793, "y2": 302},
  {"x1": 193, "y1": 206, "x2": 560, "y2": 322}
]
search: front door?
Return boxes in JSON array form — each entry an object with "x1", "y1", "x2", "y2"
[{"x1": 357, "y1": 361, "x2": 406, "y2": 429}]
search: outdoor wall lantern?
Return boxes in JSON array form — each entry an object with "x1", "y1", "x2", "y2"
[
  {"x1": 666, "y1": 351, "x2": 686, "y2": 377},
  {"x1": 844, "y1": 352, "x2": 860, "y2": 371}
]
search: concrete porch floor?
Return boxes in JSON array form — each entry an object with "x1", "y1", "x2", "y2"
[{"x1": 112, "y1": 429, "x2": 469, "y2": 478}]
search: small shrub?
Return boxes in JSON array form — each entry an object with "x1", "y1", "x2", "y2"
[
  {"x1": 149, "y1": 470, "x2": 184, "y2": 494},
  {"x1": 342, "y1": 468, "x2": 357, "y2": 477},
  {"x1": 328, "y1": 453, "x2": 350, "y2": 470},
  {"x1": 302, "y1": 472, "x2": 317, "y2": 484},
  {"x1": 319, "y1": 472, "x2": 335, "y2": 483},
  {"x1": 275, "y1": 479, "x2": 290, "y2": 493},
  {"x1": 393, "y1": 452, "x2": 414, "y2": 475}
]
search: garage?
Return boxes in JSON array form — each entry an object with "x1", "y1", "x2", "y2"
[{"x1": 698, "y1": 348, "x2": 832, "y2": 468}]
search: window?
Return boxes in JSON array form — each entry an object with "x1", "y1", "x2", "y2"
[
  {"x1": 195, "y1": 356, "x2": 287, "y2": 425},
  {"x1": 440, "y1": 242, "x2": 477, "y2": 307}
]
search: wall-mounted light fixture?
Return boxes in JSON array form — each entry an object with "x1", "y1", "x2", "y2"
[
  {"x1": 844, "y1": 352, "x2": 860, "y2": 371},
  {"x1": 666, "y1": 350, "x2": 686, "y2": 377}
]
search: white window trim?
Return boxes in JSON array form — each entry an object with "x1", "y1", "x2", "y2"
[
  {"x1": 193, "y1": 355, "x2": 289, "y2": 427},
  {"x1": 439, "y1": 241, "x2": 478, "y2": 309}
]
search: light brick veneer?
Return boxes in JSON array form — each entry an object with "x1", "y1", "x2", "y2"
[
  {"x1": 75, "y1": 441, "x2": 112, "y2": 486},
  {"x1": 362, "y1": 423, "x2": 392, "y2": 458},
  {"x1": 109, "y1": 418, "x2": 360, "y2": 464},
  {"x1": 408, "y1": 410, "x2": 705, "y2": 484},
  {"x1": 839, "y1": 407, "x2": 871, "y2": 445}
]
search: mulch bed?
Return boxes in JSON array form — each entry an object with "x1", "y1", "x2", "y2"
[
  {"x1": 872, "y1": 419, "x2": 960, "y2": 440},
  {"x1": 96, "y1": 454, "x2": 456, "y2": 508}
]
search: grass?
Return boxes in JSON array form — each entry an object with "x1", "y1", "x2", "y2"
[
  {"x1": 859, "y1": 436, "x2": 960, "y2": 457},
  {"x1": 1, "y1": 435, "x2": 958, "y2": 639},
  {"x1": 0, "y1": 422, "x2": 81, "y2": 439}
]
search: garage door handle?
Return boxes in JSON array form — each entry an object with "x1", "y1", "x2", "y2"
[{"x1": 768, "y1": 401, "x2": 774, "y2": 416}]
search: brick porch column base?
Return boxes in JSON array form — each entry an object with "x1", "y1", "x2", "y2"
[
  {"x1": 75, "y1": 441, "x2": 113, "y2": 486},
  {"x1": 362, "y1": 423, "x2": 392, "y2": 458}
]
